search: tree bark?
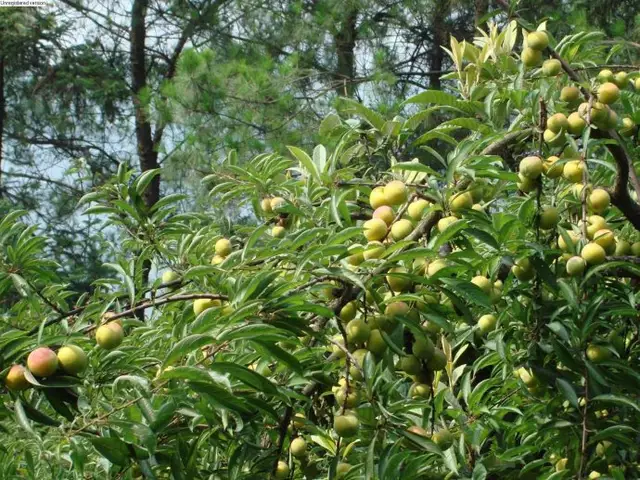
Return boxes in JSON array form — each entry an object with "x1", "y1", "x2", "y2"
[
  {"x1": 333, "y1": 8, "x2": 358, "y2": 97},
  {"x1": 429, "y1": 1, "x2": 451, "y2": 89},
  {"x1": 130, "y1": 0, "x2": 159, "y2": 209},
  {"x1": 0, "y1": 55, "x2": 5, "y2": 199}
]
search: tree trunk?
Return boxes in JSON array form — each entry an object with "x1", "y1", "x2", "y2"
[
  {"x1": 333, "y1": 8, "x2": 358, "y2": 97},
  {"x1": 130, "y1": 0, "x2": 159, "y2": 209},
  {"x1": 0, "y1": 55, "x2": 5, "y2": 199},
  {"x1": 429, "y1": 1, "x2": 451, "y2": 90}
]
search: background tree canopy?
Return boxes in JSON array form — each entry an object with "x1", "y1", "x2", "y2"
[{"x1": 1, "y1": 1, "x2": 640, "y2": 479}]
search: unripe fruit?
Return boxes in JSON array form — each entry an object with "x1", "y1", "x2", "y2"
[
  {"x1": 588, "y1": 188, "x2": 610, "y2": 213},
  {"x1": 527, "y1": 31, "x2": 549, "y2": 50},
  {"x1": 635, "y1": 77, "x2": 640, "y2": 91},
  {"x1": 563, "y1": 160, "x2": 585, "y2": 183},
  {"x1": 437, "y1": 216, "x2": 458, "y2": 232},
  {"x1": 410, "y1": 382, "x2": 431, "y2": 399},
  {"x1": 613, "y1": 71, "x2": 628, "y2": 88},
  {"x1": 512, "y1": 258, "x2": 534, "y2": 281},
  {"x1": 57, "y1": 345, "x2": 88, "y2": 375},
  {"x1": 567, "y1": 112, "x2": 586, "y2": 136},
  {"x1": 386, "y1": 266, "x2": 411, "y2": 292},
  {"x1": 521, "y1": 47, "x2": 542, "y2": 67},
  {"x1": 615, "y1": 239, "x2": 631, "y2": 256},
  {"x1": 596, "y1": 441, "x2": 612, "y2": 457},
  {"x1": 334, "y1": 384, "x2": 360, "y2": 408},
  {"x1": 363, "y1": 241, "x2": 385, "y2": 260},
  {"x1": 260, "y1": 198, "x2": 272, "y2": 213},
  {"x1": 95, "y1": 322, "x2": 125, "y2": 350},
  {"x1": 426, "y1": 349, "x2": 446, "y2": 371},
  {"x1": 597, "y1": 82, "x2": 620, "y2": 105},
  {"x1": 193, "y1": 298, "x2": 221, "y2": 316},
  {"x1": 369, "y1": 186, "x2": 387, "y2": 209},
  {"x1": 478, "y1": 314, "x2": 497, "y2": 334},
  {"x1": 363, "y1": 218, "x2": 388, "y2": 241},
  {"x1": 519, "y1": 156, "x2": 543, "y2": 179},
  {"x1": 538, "y1": 206, "x2": 559, "y2": 230},
  {"x1": 27, "y1": 347, "x2": 58, "y2": 377},
  {"x1": 391, "y1": 219, "x2": 414, "y2": 241},
  {"x1": 290, "y1": 438, "x2": 307, "y2": 457},
  {"x1": 543, "y1": 156, "x2": 563, "y2": 178},
  {"x1": 583, "y1": 215, "x2": 607, "y2": 239},
  {"x1": 372, "y1": 206, "x2": 394, "y2": 226},
  {"x1": 349, "y1": 349, "x2": 368, "y2": 381},
  {"x1": 366, "y1": 329, "x2": 387, "y2": 355},
  {"x1": 449, "y1": 191, "x2": 472, "y2": 212},
  {"x1": 347, "y1": 244, "x2": 365, "y2": 266},
  {"x1": 517, "y1": 173, "x2": 537, "y2": 193},
  {"x1": 543, "y1": 128, "x2": 565, "y2": 147},
  {"x1": 517, "y1": 367, "x2": 539, "y2": 387},
  {"x1": 542, "y1": 59, "x2": 561, "y2": 76},
  {"x1": 336, "y1": 463, "x2": 352, "y2": 478},
  {"x1": 432, "y1": 429, "x2": 454, "y2": 450},
  {"x1": 586, "y1": 102, "x2": 609, "y2": 125},
  {"x1": 274, "y1": 461, "x2": 290, "y2": 479},
  {"x1": 471, "y1": 276, "x2": 492, "y2": 294},
  {"x1": 547, "y1": 113, "x2": 568, "y2": 133},
  {"x1": 162, "y1": 270, "x2": 180, "y2": 285},
  {"x1": 334, "y1": 414, "x2": 359, "y2": 437},
  {"x1": 339, "y1": 301, "x2": 357, "y2": 323},
  {"x1": 407, "y1": 199, "x2": 430, "y2": 220},
  {"x1": 555, "y1": 458, "x2": 568, "y2": 472},
  {"x1": 346, "y1": 319, "x2": 370, "y2": 345},
  {"x1": 593, "y1": 229, "x2": 615, "y2": 250},
  {"x1": 588, "y1": 471, "x2": 601, "y2": 479},
  {"x1": 581, "y1": 242, "x2": 606, "y2": 265},
  {"x1": 560, "y1": 86, "x2": 580, "y2": 103},
  {"x1": 384, "y1": 180, "x2": 408, "y2": 205},
  {"x1": 385, "y1": 301, "x2": 410, "y2": 318},
  {"x1": 271, "y1": 226, "x2": 286, "y2": 238},
  {"x1": 5, "y1": 365, "x2": 30, "y2": 391},
  {"x1": 586, "y1": 344, "x2": 611, "y2": 364},
  {"x1": 620, "y1": 117, "x2": 636, "y2": 137},
  {"x1": 597, "y1": 69, "x2": 614, "y2": 83},
  {"x1": 330, "y1": 335, "x2": 346, "y2": 358},
  {"x1": 270, "y1": 197, "x2": 286, "y2": 211},
  {"x1": 399, "y1": 355, "x2": 422, "y2": 375},
  {"x1": 412, "y1": 336, "x2": 435, "y2": 360},
  {"x1": 210, "y1": 254, "x2": 224, "y2": 265},
  {"x1": 427, "y1": 259, "x2": 448, "y2": 277},
  {"x1": 566, "y1": 256, "x2": 586, "y2": 276},
  {"x1": 215, "y1": 238, "x2": 232, "y2": 257},
  {"x1": 632, "y1": 242, "x2": 640, "y2": 256},
  {"x1": 472, "y1": 203, "x2": 484, "y2": 212}
]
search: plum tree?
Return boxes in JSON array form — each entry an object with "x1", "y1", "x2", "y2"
[{"x1": 1, "y1": 16, "x2": 640, "y2": 480}]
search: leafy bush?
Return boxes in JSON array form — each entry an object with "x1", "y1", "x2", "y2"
[{"x1": 1, "y1": 20, "x2": 640, "y2": 480}]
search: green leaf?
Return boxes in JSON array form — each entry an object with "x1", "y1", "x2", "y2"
[
  {"x1": 591, "y1": 394, "x2": 640, "y2": 413},
  {"x1": 14, "y1": 400, "x2": 37, "y2": 436},
  {"x1": 252, "y1": 340, "x2": 303, "y2": 376},
  {"x1": 208, "y1": 362, "x2": 280, "y2": 396},
  {"x1": 288, "y1": 146, "x2": 321, "y2": 183},
  {"x1": 439, "y1": 278, "x2": 491, "y2": 308},
  {"x1": 134, "y1": 169, "x2": 161, "y2": 196},
  {"x1": 163, "y1": 335, "x2": 215, "y2": 367},
  {"x1": 88, "y1": 437, "x2": 131, "y2": 466},
  {"x1": 556, "y1": 378, "x2": 578, "y2": 409}
]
